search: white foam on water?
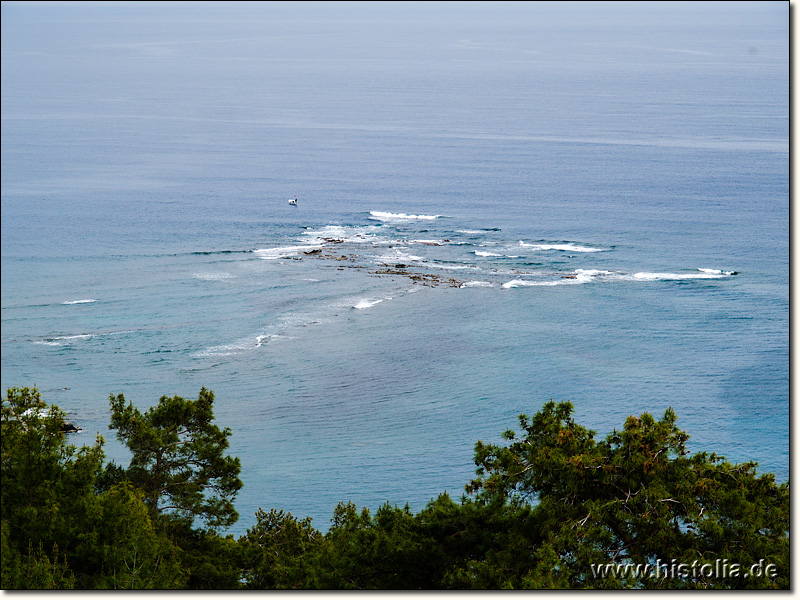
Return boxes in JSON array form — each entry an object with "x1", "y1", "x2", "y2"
[
  {"x1": 503, "y1": 279, "x2": 581, "y2": 288},
  {"x1": 303, "y1": 224, "x2": 382, "y2": 244},
  {"x1": 193, "y1": 272, "x2": 235, "y2": 281},
  {"x1": 375, "y1": 249, "x2": 424, "y2": 264},
  {"x1": 697, "y1": 268, "x2": 736, "y2": 276},
  {"x1": 411, "y1": 239, "x2": 446, "y2": 246},
  {"x1": 421, "y1": 262, "x2": 478, "y2": 271},
  {"x1": 492, "y1": 268, "x2": 533, "y2": 276},
  {"x1": 460, "y1": 281, "x2": 494, "y2": 288},
  {"x1": 632, "y1": 268, "x2": 735, "y2": 281},
  {"x1": 502, "y1": 279, "x2": 540, "y2": 288},
  {"x1": 369, "y1": 211, "x2": 443, "y2": 222},
  {"x1": 501, "y1": 274, "x2": 590, "y2": 288},
  {"x1": 62, "y1": 299, "x2": 96, "y2": 305},
  {"x1": 353, "y1": 298, "x2": 385, "y2": 309},
  {"x1": 21, "y1": 408, "x2": 49, "y2": 418},
  {"x1": 195, "y1": 333, "x2": 274, "y2": 357},
  {"x1": 474, "y1": 250, "x2": 502, "y2": 257},
  {"x1": 254, "y1": 245, "x2": 323, "y2": 260},
  {"x1": 573, "y1": 269, "x2": 615, "y2": 282},
  {"x1": 519, "y1": 241, "x2": 606, "y2": 253},
  {"x1": 35, "y1": 333, "x2": 94, "y2": 346}
]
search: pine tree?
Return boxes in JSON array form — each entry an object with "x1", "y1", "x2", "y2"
[
  {"x1": 468, "y1": 401, "x2": 789, "y2": 589},
  {"x1": 108, "y1": 388, "x2": 242, "y2": 530}
]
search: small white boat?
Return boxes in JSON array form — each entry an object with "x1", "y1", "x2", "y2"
[{"x1": 288, "y1": 196, "x2": 298, "y2": 206}]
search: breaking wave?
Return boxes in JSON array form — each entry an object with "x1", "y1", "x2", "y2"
[
  {"x1": 36, "y1": 333, "x2": 94, "y2": 346},
  {"x1": 501, "y1": 268, "x2": 735, "y2": 288},
  {"x1": 303, "y1": 224, "x2": 382, "y2": 244},
  {"x1": 519, "y1": 241, "x2": 606, "y2": 253},
  {"x1": 369, "y1": 211, "x2": 443, "y2": 222},
  {"x1": 195, "y1": 334, "x2": 274, "y2": 357},
  {"x1": 375, "y1": 249, "x2": 424, "y2": 264},
  {"x1": 632, "y1": 269, "x2": 736, "y2": 281},
  {"x1": 193, "y1": 272, "x2": 235, "y2": 281},
  {"x1": 353, "y1": 298, "x2": 385, "y2": 309},
  {"x1": 253, "y1": 245, "x2": 323, "y2": 260}
]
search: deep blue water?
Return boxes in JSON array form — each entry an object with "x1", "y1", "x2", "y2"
[{"x1": 1, "y1": 1, "x2": 788, "y2": 536}]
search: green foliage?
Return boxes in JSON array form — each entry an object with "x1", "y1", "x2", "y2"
[
  {"x1": 108, "y1": 388, "x2": 242, "y2": 529},
  {"x1": 1, "y1": 524, "x2": 76, "y2": 590},
  {"x1": 417, "y1": 493, "x2": 541, "y2": 589},
  {"x1": 468, "y1": 401, "x2": 790, "y2": 589},
  {"x1": 170, "y1": 524, "x2": 242, "y2": 589},
  {"x1": 1, "y1": 387, "x2": 104, "y2": 588},
  {"x1": 239, "y1": 508, "x2": 322, "y2": 589},
  {"x1": 312, "y1": 501, "x2": 437, "y2": 589},
  {"x1": 2, "y1": 386, "x2": 241, "y2": 589},
  {"x1": 1, "y1": 388, "x2": 788, "y2": 590},
  {"x1": 284, "y1": 495, "x2": 539, "y2": 590},
  {"x1": 90, "y1": 483, "x2": 186, "y2": 589}
]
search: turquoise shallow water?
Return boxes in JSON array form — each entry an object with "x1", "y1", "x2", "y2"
[{"x1": 1, "y1": 2, "x2": 788, "y2": 535}]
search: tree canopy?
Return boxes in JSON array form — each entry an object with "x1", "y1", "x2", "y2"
[
  {"x1": 1, "y1": 388, "x2": 789, "y2": 590},
  {"x1": 108, "y1": 389, "x2": 242, "y2": 530},
  {"x1": 467, "y1": 401, "x2": 789, "y2": 589}
]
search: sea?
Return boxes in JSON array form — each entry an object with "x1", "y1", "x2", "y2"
[{"x1": 0, "y1": 1, "x2": 789, "y2": 536}]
